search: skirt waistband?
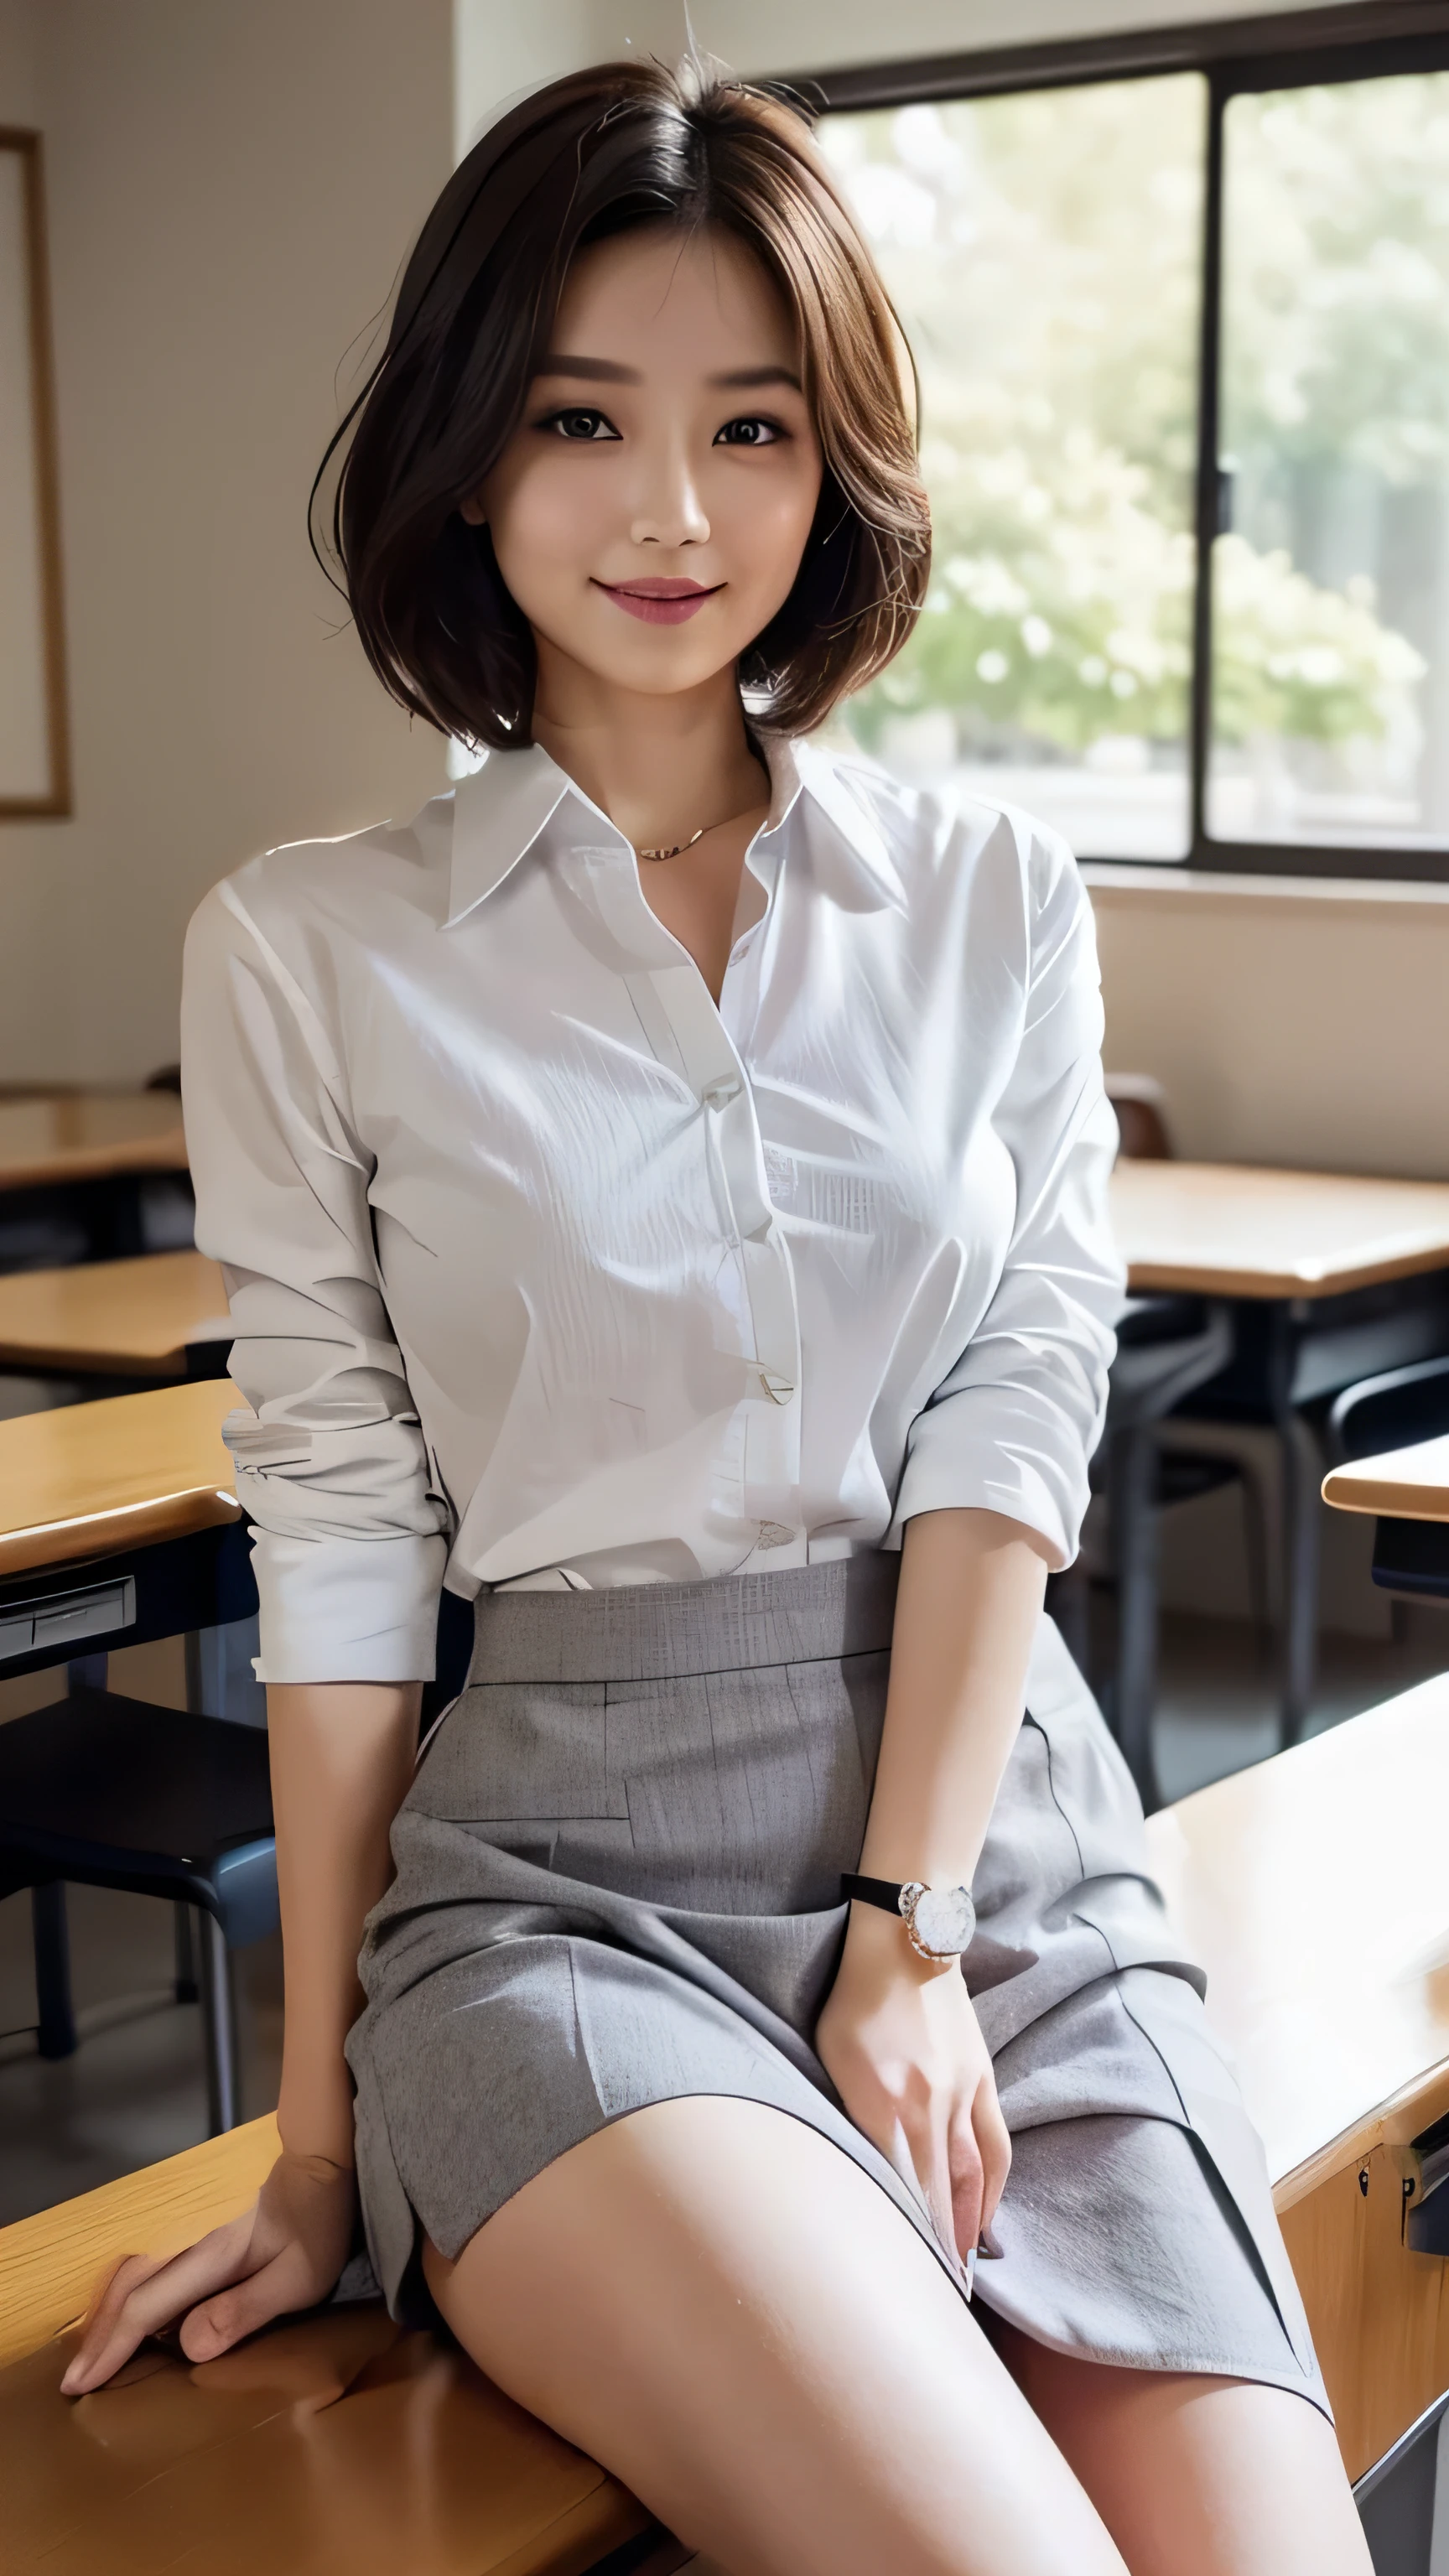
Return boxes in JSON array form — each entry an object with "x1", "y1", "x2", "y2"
[{"x1": 466, "y1": 1552, "x2": 900, "y2": 1688}]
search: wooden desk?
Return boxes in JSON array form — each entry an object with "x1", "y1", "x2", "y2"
[
  {"x1": 0, "y1": 1250, "x2": 228, "y2": 1379},
  {"x1": 1111, "y1": 1159, "x2": 1449, "y2": 1301},
  {"x1": 0, "y1": 2124, "x2": 654, "y2": 2576},
  {"x1": 1147, "y1": 1673, "x2": 1449, "y2": 2479},
  {"x1": 1323, "y1": 1437, "x2": 1449, "y2": 1525},
  {"x1": 0, "y1": 1093, "x2": 187, "y2": 1192},
  {"x1": 0, "y1": 1378, "x2": 240, "y2": 1582},
  {"x1": 1111, "y1": 1159, "x2": 1449, "y2": 1752},
  {"x1": 1322, "y1": 1435, "x2": 1449, "y2": 1610}
]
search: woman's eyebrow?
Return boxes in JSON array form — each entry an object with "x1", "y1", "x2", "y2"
[
  {"x1": 709, "y1": 365, "x2": 802, "y2": 392},
  {"x1": 532, "y1": 357, "x2": 802, "y2": 392},
  {"x1": 534, "y1": 356, "x2": 638, "y2": 382}
]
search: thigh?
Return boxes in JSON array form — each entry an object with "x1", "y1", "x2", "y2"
[
  {"x1": 994, "y1": 2326, "x2": 1372, "y2": 2576},
  {"x1": 423, "y1": 2094, "x2": 1129, "y2": 2576}
]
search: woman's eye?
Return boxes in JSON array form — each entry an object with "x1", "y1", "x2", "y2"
[
  {"x1": 714, "y1": 416, "x2": 782, "y2": 448},
  {"x1": 544, "y1": 408, "x2": 620, "y2": 442}
]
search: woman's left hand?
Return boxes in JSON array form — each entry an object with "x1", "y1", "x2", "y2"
[{"x1": 815, "y1": 1903, "x2": 1010, "y2": 2273}]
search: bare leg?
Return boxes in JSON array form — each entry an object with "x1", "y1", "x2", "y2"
[
  {"x1": 424, "y1": 2095, "x2": 1129, "y2": 2576},
  {"x1": 995, "y1": 2326, "x2": 1373, "y2": 2576}
]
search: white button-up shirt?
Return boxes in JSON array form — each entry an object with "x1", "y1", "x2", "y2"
[{"x1": 181, "y1": 737, "x2": 1122, "y2": 1682}]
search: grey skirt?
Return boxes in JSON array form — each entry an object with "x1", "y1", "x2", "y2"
[{"x1": 347, "y1": 1555, "x2": 1328, "y2": 2415}]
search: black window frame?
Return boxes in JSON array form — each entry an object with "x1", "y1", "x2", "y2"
[{"x1": 794, "y1": 0, "x2": 1449, "y2": 883}]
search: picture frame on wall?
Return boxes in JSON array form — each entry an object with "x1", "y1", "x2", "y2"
[{"x1": 0, "y1": 127, "x2": 69, "y2": 819}]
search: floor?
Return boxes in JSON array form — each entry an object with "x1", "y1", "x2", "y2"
[{"x1": 1, "y1": 1605, "x2": 1446, "y2": 2231}]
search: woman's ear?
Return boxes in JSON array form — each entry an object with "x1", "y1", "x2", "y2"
[{"x1": 459, "y1": 494, "x2": 487, "y2": 527}]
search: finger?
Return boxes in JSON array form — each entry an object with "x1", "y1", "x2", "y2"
[
  {"x1": 61, "y1": 2215, "x2": 256, "y2": 2395},
  {"x1": 61, "y1": 2250, "x2": 172, "y2": 2389},
  {"x1": 906, "y1": 2106, "x2": 968, "y2": 2279},
  {"x1": 179, "y1": 2238, "x2": 331, "y2": 2362},
  {"x1": 974, "y1": 2078, "x2": 1013, "y2": 2236},
  {"x1": 947, "y1": 2098, "x2": 986, "y2": 2264}
]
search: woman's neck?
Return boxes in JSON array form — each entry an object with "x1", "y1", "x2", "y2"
[{"x1": 528, "y1": 652, "x2": 768, "y2": 853}]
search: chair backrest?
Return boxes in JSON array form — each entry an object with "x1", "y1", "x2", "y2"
[
  {"x1": 1326, "y1": 1353, "x2": 1449, "y2": 1465},
  {"x1": 1105, "y1": 1072, "x2": 1172, "y2": 1161}
]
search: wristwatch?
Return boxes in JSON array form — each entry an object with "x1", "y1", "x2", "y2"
[{"x1": 842, "y1": 1873, "x2": 976, "y2": 1964}]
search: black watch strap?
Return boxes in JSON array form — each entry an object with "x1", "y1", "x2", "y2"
[{"x1": 841, "y1": 1873, "x2": 908, "y2": 1914}]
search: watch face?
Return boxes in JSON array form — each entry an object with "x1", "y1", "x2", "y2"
[{"x1": 910, "y1": 1885, "x2": 975, "y2": 1957}]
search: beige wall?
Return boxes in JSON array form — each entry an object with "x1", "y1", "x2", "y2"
[
  {"x1": 0, "y1": 0, "x2": 39, "y2": 125},
  {"x1": 1091, "y1": 871, "x2": 1449, "y2": 1179},
  {"x1": 0, "y1": 0, "x2": 451, "y2": 1087}
]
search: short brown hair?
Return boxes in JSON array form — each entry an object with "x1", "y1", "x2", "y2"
[{"x1": 314, "y1": 61, "x2": 930, "y2": 746}]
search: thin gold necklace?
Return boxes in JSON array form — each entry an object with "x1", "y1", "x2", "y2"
[
  {"x1": 635, "y1": 789, "x2": 769, "y2": 864},
  {"x1": 636, "y1": 827, "x2": 705, "y2": 863}
]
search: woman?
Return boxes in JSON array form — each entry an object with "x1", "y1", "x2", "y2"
[{"x1": 64, "y1": 62, "x2": 1369, "y2": 2576}]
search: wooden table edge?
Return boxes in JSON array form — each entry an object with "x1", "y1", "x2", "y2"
[
  {"x1": 0, "y1": 1337, "x2": 188, "y2": 1378},
  {"x1": 1315, "y1": 1483, "x2": 1433, "y2": 1514},
  {"x1": 1271, "y1": 2054, "x2": 1449, "y2": 2215},
  {"x1": 0, "y1": 2115, "x2": 282, "y2": 2366},
  {"x1": 1127, "y1": 1244, "x2": 1449, "y2": 1301},
  {"x1": 0, "y1": 1485, "x2": 242, "y2": 1582},
  {"x1": 1321, "y1": 1470, "x2": 1449, "y2": 1522},
  {"x1": 0, "y1": 1136, "x2": 189, "y2": 1190}
]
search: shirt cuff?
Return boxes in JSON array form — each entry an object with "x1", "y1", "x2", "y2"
[
  {"x1": 248, "y1": 1530, "x2": 448, "y2": 1683},
  {"x1": 888, "y1": 1408, "x2": 1086, "y2": 1571}
]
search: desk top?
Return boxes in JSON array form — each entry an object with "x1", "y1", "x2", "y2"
[
  {"x1": 1145, "y1": 1670, "x2": 1449, "y2": 2199},
  {"x1": 1322, "y1": 1435, "x2": 1449, "y2": 1524},
  {"x1": 0, "y1": 1093, "x2": 188, "y2": 1192},
  {"x1": 0, "y1": 1250, "x2": 228, "y2": 1377},
  {"x1": 1112, "y1": 1159, "x2": 1449, "y2": 1300},
  {"x1": 0, "y1": 1379, "x2": 241, "y2": 1581}
]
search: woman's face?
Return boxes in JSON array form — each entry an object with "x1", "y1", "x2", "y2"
[{"x1": 470, "y1": 225, "x2": 824, "y2": 704}]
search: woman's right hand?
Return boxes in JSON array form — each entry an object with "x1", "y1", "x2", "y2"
[{"x1": 60, "y1": 2149, "x2": 357, "y2": 2395}]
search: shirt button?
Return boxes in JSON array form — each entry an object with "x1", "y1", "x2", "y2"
[
  {"x1": 701, "y1": 1073, "x2": 743, "y2": 1111},
  {"x1": 759, "y1": 1368, "x2": 795, "y2": 1405}
]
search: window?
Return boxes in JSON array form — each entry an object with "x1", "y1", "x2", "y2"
[{"x1": 811, "y1": 3, "x2": 1449, "y2": 880}]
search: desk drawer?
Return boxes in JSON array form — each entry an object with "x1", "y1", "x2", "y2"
[{"x1": 0, "y1": 1575, "x2": 135, "y2": 1666}]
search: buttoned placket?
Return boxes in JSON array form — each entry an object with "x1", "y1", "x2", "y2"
[{"x1": 579, "y1": 814, "x2": 806, "y2": 1566}]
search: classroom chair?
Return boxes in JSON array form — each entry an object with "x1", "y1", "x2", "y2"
[
  {"x1": 1084, "y1": 1077, "x2": 1269, "y2": 1805},
  {"x1": 1324, "y1": 1351, "x2": 1449, "y2": 1469},
  {"x1": 1323, "y1": 1353, "x2": 1449, "y2": 1628},
  {"x1": 0, "y1": 1684, "x2": 276, "y2": 2133},
  {"x1": 1076, "y1": 1290, "x2": 1252, "y2": 1807}
]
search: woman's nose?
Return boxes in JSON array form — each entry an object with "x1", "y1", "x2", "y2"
[{"x1": 629, "y1": 437, "x2": 710, "y2": 549}]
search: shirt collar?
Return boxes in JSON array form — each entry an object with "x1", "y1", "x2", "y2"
[{"x1": 444, "y1": 731, "x2": 906, "y2": 929}]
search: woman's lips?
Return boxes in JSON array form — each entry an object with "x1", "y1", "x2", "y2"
[{"x1": 595, "y1": 579, "x2": 723, "y2": 626}]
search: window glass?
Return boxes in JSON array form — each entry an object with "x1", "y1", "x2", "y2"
[
  {"x1": 819, "y1": 77, "x2": 1205, "y2": 858},
  {"x1": 1213, "y1": 74, "x2": 1449, "y2": 849}
]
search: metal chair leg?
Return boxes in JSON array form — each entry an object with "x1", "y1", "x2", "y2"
[
  {"x1": 196, "y1": 1909, "x2": 242, "y2": 2134},
  {"x1": 1237, "y1": 1452, "x2": 1274, "y2": 1665},
  {"x1": 173, "y1": 1900, "x2": 199, "y2": 2003},
  {"x1": 1109, "y1": 1423, "x2": 1163, "y2": 1812},
  {"x1": 1278, "y1": 1410, "x2": 1324, "y2": 1747},
  {"x1": 32, "y1": 1882, "x2": 77, "y2": 2059}
]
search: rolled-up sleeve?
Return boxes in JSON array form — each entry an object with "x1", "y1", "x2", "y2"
[
  {"x1": 181, "y1": 876, "x2": 449, "y2": 1681},
  {"x1": 890, "y1": 819, "x2": 1123, "y2": 1568}
]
